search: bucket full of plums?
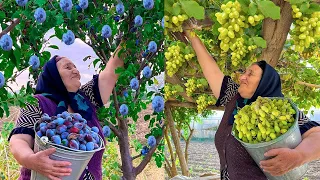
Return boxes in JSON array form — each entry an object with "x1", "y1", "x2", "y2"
[{"x1": 31, "y1": 112, "x2": 106, "y2": 180}]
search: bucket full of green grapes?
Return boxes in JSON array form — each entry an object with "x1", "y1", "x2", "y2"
[{"x1": 232, "y1": 97, "x2": 308, "y2": 180}]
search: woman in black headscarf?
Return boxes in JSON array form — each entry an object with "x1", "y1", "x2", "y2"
[
  {"x1": 8, "y1": 42, "x2": 125, "y2": 180},
  {"x1": 183, "y1": 30, "x2": 320, "y2": 180}
]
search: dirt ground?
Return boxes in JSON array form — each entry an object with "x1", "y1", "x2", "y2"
[
  {"x1": 0, "y1": 106, "x2": 20, "y2": 131},
  {"x1": 181, "y1": 140, "x2": 320, "y2": 180}
]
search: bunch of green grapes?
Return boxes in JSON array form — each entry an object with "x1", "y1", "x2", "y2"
[
  {"x1": 164, "y1": 84, "x2": 174, "y2": 101},
  {"x1": 164, "y1": 14, "x2": 189, "y2": 34},
  {"x1": 229, "y1": 38, "x2": 257, "y2": 67},
  {"x1": 230, "y1": 37, "x2": 248, "y2": 67},
  {"x1": 196, "y1": 94, "x2": 217, "y2": 113},
  {"x1": 165, "y1": 44, "x2": 195, "y2": 77},
  {"x1": 247, "y1": 14, "x2": 265, "y2": 26},
  {"x1": 164, "y1": 83, "x2": 184, "y2": 101},
  {"x1": 215, "y1": 1, "x2": 264, "y2": 67},
  {"x1": 184, "y1": 78, "x2": 209, "y2": 97},
  {"x1": 291, "y1": 5, "x2": 320, "y2": 52},
  {"x1": 234, "y1": 97, "x2": 296, "y2": 144}
]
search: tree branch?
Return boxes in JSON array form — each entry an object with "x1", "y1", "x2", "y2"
[
  {"x1": 164, "y1": 125, "x2": 178, "y2": 177},
  {"x1": 100, "y1": 49, "x2": 108, "y2": 64},
  {"x1": 167, "y1": 100, "x2": 224, "y2": 111},
  {"x1": 165, "y1": 105, "x2": 189, "y2": 176},
  {"x1": 134, "y1": 126, "x2": 165, "y2": 175},
  {"x1": 164, "y1": 156, "x2": 172, "y2": 170},
  {"x1": 296, "y1": 81, "x2": 320, "y2": 89},
  {"x1": 164, "y1": 164, "x2": 172, "y2": 178},
  {"x1": 185, "y1": 127, "x2": 194, "y2": 165},
  {"x1": 260, "y1": 0, "x2": 293, "y2": 67},
  {"x1": 112, "y1": 88, "x2": 125, "y2": 123},
  {"x1": 106, "y1": 119, "x2": 121, "y2": 137},
  {"x1": 132, "y1": 153, "x2": 142, "y2": 161},
  {"x1": 0, "y1": 18, "x2": 20, "y2": 38},
  {"x1": 166, "y1": 75, "x2": 195, "y2": 103}
]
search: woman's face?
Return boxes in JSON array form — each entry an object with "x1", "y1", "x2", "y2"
[
  {"x1": 238, "y1": 64, "x2": 263, "y2": 99},
  {"x1": 56, "y1": 57, "x2": 81, "y2": 92}
]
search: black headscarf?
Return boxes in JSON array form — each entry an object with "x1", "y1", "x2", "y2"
[
  {"x1": 35, "y1": 55, "x2": 93, "y2": 120},
  {"x1": 228, "y1": 60, "x2": 284, "y2": 125}
]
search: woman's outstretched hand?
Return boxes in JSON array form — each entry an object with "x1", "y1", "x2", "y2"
[
  {"x1": 28, "y1": 148, "x2": 72, "y2": 180},
  {"x1": 182, "y1": 22, "x2": 194, "y2": 40}
]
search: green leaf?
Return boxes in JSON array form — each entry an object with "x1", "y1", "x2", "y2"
[
  {"x1": 3, "y1": 102, "x2": 9, "y2": 117},
  {"x1": 164, "y1": 0, "x2": 173, "y2": 14},
  {"x1": 212, "y1": 20, "x2": 220, "y2": 36},
  {"x1": 42, "y1": 51, "x2": 51, "y2": 62},
  {"x1": 305, "y1": 3, "x2": 320, "y2": 14},
  {"x1": 0, "y1": 106, "x2": 3, "y2": 118},
  {"x1": 180, "y1": 1, "x2": 204, "y2": 20},
  {"x1": 144, "y1": 114, "x2": 151, "y2": 121},
  {"x1": 289, "y1": 0, "x2": 307, "y2": 5},
  {"x1": 172, "y1": 3, "x2": 181, "y2": 16},
  {"x1": 35, "y1": 0, "x2": 46, "y2": 6},
  {"x1": 0, "y1": 11, "x2": 5, "y2": 20},
  {"x1": 141, "y1": 102, "x2": 147, "y2": 109},
  {"x1": 252, "y1": 37, "x2": 267, "y2": 48},
  {"x1": 257, "y1": 1, "x2": 280, "y2": 20},
  {"x1": 93, "y1": 58, "x2": 100, "y2": 68},
  {"x1": 54, "y1": 27, "x2": 63, "y2": 39},
  {"x1": 110, "y1": 116, "x2": 116, "y2": 124},
  {"x1": 15, "y1": 21, "x2": 25, "y2": 31},
  {"x1": 155, "y1": 154, "x2": 163, "y2": 167},
  {"x1": 48, "y1": 45, "x2": 59, "y2": 49},
  {"x1": 4, "y1": 62, "x2": 14, "y2": 79},
  {"x1": 115, "y1": 67, "x2": 125, "y2": 74},
  {"x1": 248, "y1": 2, "x2": 257, "y2": 16},
  {"x1": 13, "y1": 49, "x2": 21, "y2": 68},
  {"x1": 238, "y1": 0, "x2": 250, "y2": 13},
  {"x1": 56, "y1": 13, "x2": 64, "y2": 26},
  {"x1": 299, "y1": 3, "x2": 309, "y2": 13}
]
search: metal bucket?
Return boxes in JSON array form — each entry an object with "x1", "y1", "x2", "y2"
[
  {"x1": 31, "y1": 122, "x2": 105, "y2": 180},
  {"x1": 232, "y1": 97, "x2": 308, "y2": 180}
]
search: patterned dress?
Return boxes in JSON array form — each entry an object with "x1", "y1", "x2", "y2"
[
  {"x1": 215, "y1": 76, "x2": 319, "y2": 180},
  {"x1": 8, "y1": 75, "x2": 104, "y2": 180}
]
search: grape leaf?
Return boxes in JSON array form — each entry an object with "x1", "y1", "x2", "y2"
[
  {"x1": 305, "y1": 3, "x2": 320, "y2": 14},
  {"x1": 180, "y1": 1, "x2": 204, "y2": 20},
  {"x1": 257, "y1": 1, "x2": 280, "y2": 20},
  {"x1": 238, "y1": 0, "x2": 250, "y2": 13},
  {"x1": 252, "y1": 37, "x2": 267, "y2": 48},
  {"x1": 172, "y1": 3, "x2": 181, "y2": 16},
  {"x1": 248, "y1": 2, "x2": 257, "y2": 16},
  {"x1": 164, "y1": 0, "x2": 173, "y2": 14},
  {"x1": 299, "y1": 3, "x2": 310, "y2": 13}
]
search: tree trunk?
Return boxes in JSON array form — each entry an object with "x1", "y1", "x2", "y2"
[
  {"x1": 119, "y1": 125, "x2": 136, "y2": 180},
  {"x1": 164, "y1": 126, "x2": 178, "y2": 177},
  {"x1": 185, "y1": 128, "x2": 194, "y2": 165},
  {"x1": 165, "y1": 106, "x2": 189, "y2": 176},
  {"x1": 260, "y1": 0, "x2": 293, "y2": 67}
]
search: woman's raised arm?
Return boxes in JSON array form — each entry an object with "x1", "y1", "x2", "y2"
[{"x1": 184, "y1": 30, "x2": 224, "y2": 99}]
